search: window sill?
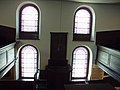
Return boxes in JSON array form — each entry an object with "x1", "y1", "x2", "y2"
[{"x1": 18, "y1": 79, "x2": 34, "y2": 81}]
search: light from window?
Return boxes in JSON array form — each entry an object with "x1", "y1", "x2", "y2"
[
  {"x1": 74, "y1": 9, "x2": 90, "y2": 34},
  {"x1": 21, "y1": 6, "x2": 38, "y2": 32},
  {"x1": 72, "y1": 47, "x2": 88, "y2": 79},
  {"x1": 21, "y1": 45, "x2": 37, "y2": 78}
]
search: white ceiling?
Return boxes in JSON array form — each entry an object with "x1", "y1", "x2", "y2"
[{"x1": 64, "y1": 0, "x2": 120, "y2": 4}]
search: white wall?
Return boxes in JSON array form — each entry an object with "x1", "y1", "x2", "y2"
[{"x1": 0, "y1": 0, "x2": 120, "y2": 71}]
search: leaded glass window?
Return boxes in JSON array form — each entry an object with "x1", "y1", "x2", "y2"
[
  {"x1": 21, "y1": 6, "x2": 38, "y2": 32},
  {"x1": 72, "y1": 46, "x2": 89, "y2": 80},
  {"x1": 20, "y1": 45, "x2": 38, "y2": 78},
  {"x1": 19, "y1": 4, "x2": 39, "y2": 39},
  {"x1": 73, "y1": 7, "x2": 92, "y2": 41},
  {"x1": 74, "y1": 9, "x2": 90, "y2": 34}
]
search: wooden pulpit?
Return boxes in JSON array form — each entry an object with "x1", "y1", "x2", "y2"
[{"x1": 46, "y1": 32, "x2": 71, "y2": 90}]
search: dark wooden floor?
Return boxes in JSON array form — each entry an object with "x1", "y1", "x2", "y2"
[
  {"x1": 0, "y1": 80, "x2": 36, "y2": 90},
  {"x1": 0, "y1": 77, "x2": 119, "y2": 90}
]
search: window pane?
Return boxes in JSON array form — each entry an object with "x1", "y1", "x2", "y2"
[
  {"x1": 21, "y1": 6, "x2": 38, "y2": 32},
  {"x1": 21, "y1": 45, "x2": 37, "y2": 78},
  {"x1": 74, "y1": 9, "x2": 91, "y2": 34},
  {"x1": 72, "y1": 47, "x2": 88, "y2": 79}
]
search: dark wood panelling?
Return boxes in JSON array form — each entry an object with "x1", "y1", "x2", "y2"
[
  {"x1": 50, "y1": 32, "x2": 68, "y2": 60},
  {"x1": 0, "y1": 80, "x2": 35, "y2": 90},
  {"x1": 46, "y1": 32, "x2": 71, "y2": 90},
  {"x1": 96, "y1": 30, "x2": 120, "y2": 82},
  {"x1": 0, "y1": 25, "x2": 16, "y2": 46},
  {"x1": 0, "y1": 25, "x2": 16, "y2": 79},
  {"x1": 96, "y1": 30, "x2": 120, "y2": 50}
]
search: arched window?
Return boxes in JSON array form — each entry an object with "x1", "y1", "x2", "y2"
[
  {"x1": 71, "y1": 46, "x2": 89, "y2": 80},
  {"x1": 19, "y1": 45, "x2": 38, "y2": 79},
  {"x1": 19, "y1": 3, "x2": 39, "y2": 39},
  {"x1": 73, "y1": 7, "x2": 93, "y2": 41}
]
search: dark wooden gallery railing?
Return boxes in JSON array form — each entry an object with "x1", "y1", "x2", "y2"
[
  {"x1": 0, "y1": 25, "x2": 16, "y2": 79},
  {"x1": 96, "y1": 30, "x2": 120, "y2": 84}
]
